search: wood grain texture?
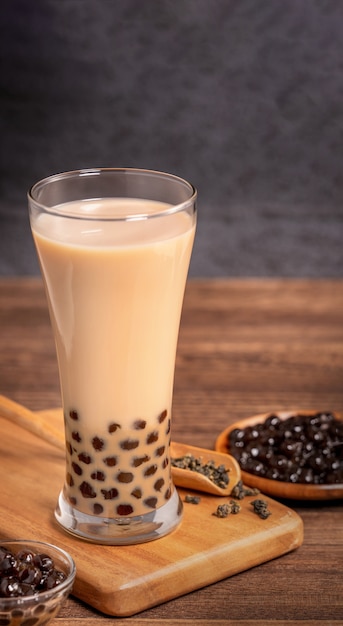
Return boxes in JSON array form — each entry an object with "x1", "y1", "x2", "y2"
[{"x1": 0, "y1": 277, "x2": 342, "y2": 623}]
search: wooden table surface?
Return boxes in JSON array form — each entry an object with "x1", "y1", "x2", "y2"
[{"x1": 0, "y1": 277, "x2": 342, "y2": 625}]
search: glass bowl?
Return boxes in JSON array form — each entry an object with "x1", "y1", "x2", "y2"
[{"x1": 0, "y1": 539, "x2": 76, "y2": 625}]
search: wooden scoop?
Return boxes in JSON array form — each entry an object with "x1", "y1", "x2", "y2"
[
  {"x1": 170, "y1": 441, "x2": 241, "y2": 496},
  {"x1": 0, "y1": 395, "x2": 240, "y2": 496}
]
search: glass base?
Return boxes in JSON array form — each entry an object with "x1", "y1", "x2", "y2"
[{"x1": 55, "y1": 487, "x2": 183, "y2": 545}]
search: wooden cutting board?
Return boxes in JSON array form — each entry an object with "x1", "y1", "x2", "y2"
[{"x1": 0, "y1": 408, "x2": 303, "y2": 617}]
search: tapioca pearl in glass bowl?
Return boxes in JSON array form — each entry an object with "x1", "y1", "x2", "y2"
[{"x1": 0, "y1": 539, "x2": 76, "y2": 626}]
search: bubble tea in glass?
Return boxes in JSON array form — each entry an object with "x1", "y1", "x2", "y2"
[{"x1": 28, "y1": 168, "x2": 196, "y2": 544}]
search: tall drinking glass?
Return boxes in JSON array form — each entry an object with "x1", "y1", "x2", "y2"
[{"x1": 28, "y1": 168, "x2": 196, "y2": 544}]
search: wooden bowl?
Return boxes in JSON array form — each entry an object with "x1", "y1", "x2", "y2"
[{"x1": 215, "y1": 410, "x2": 343, "y2": 501}]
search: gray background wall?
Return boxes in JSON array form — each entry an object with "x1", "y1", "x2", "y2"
[{"x1": 1, "y1": 0, "x2": 342, "y2": 277}]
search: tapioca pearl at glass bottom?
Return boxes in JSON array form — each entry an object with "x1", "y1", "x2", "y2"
[
  {"x1": 65, "y1": 408, "x2": 169, "y2": 442},
  {"x1": 66, "y1": 442, "x2": 168, "y2": 482},
  {"x1": 103, "y1": 456, "x2": 118, "y2": 467},
  {"x1": 65, "y1": 486, "x2": 172, "y2": 517},
  {"x1": 64, "y1": 453, "x2": 172, "y2": 517},
  {"x1": 63, "y1": 447, "x2": 172, "y2": 516},
  {"x1": 132, "y1": 454, "x2": 151, "y2": 467},
  {"x1": 117, "y1": 472, "x2": 134, "y2": 483},
  {"x1": 91, "y1": 470, "x2": 105, "y2": 481},
  {"x1": 65, "y1": 464, "x2": 172, "y2": 517},
  {"x1": 63, "y1": 408, "x2": 172, "y2": 515}
]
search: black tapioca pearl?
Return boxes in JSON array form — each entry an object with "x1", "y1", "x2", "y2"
[
  {"x1": 66, "y1": 472, "x2": 74, "y2": 487},
  {"x1": 132, "y1": 454, "x2": 150, "y2": 467},
  {"x1": 80, "y1": 481, "x2": 97, "y2": 498},
  {"x1": 154, "y1": 478, "x2": 165, "y2": 492},
  {"x1": 72, "y1": 431, "x2": 82, "y2": 442},
  {"x1": 131, "y1": 488, "x2": 142, "y2": 499},
  {"x1": 103, "y1": 456, "x2": 117, "y2": 467},
  {"x1": 78, "y1": 452, "x2": 92, "y2": 464},
  {"x1": 69, "y1": 496, "x2": 77, "y2": 505},
  {"x1": 162, "y1": 457, "x2": 169, "y2": 468},
  {"x1": 117, "y1": 504, "x2": 133, "y2": 516},
  {"x1": 92, "y1": 436, "x2": 105, "y2": 451},
  {"x1": 66, "y1": 441, "x2": 73, "y2": 455},
  {"x1": 144, "y1": 464, "x2": 158, "y2": 477},
  {"x1": 120, "y1": 439, "x2": 139, "y2": 450},
  {"x1": 108, "y1": 422, "x2": 121, "y2": 434},
  {"x1": 117, "y1": 472, "x2": 134, "y2": 483},
  {"x1": 158, "y1": 409, "x2": 168, "y2": 423},
  {"x1": 147, "y1": 431, "x2": 159, "y2": 444},
  {"x1": 69, "y1": 409, "x2": 79, "y2": 421},
  {"x1": 166, "y1": 419, "x2": 171, "y2": 435},
  {"x1": 133, "y1": 419, "x2": 146, "y2": 430},
  {"x1": 71, "y1": 462, "x2": 82, "y2": 476},
  {"x1": 101, "y1": 487, "x2": 119, "y2": 500},
  {"x1": 144, "y1": 497, "x2": 157, "y2": 508},
  {"x1": 155, "y1": 445, "x2": 165, "y2": 457},
  {"x1": 93, "y1": 503, "x2": 103, "y2": 515},
  {"x1": 164, "y1": 487, "x2": 172, "y2": 500},
  {"x1": 91, "y1": 470, "x2": 105, "y2": 481}
]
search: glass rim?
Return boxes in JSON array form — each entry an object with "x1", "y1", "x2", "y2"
[{"x1": 28, "y1": 167, "x2": 197, "y2": 222}]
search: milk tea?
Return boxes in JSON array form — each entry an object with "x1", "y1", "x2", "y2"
[{"x1": 32, "y1": 198, "x2": 195, "y2": 518}]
